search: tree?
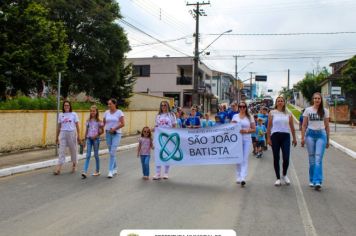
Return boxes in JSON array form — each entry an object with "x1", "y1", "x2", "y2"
[
  {"x1": 40, "y1": 0, "x2": 132, "y2": 104},
  {"x1": 0, "y1": 1, "x2": 68, "y2": 97},
  {"x1": 340, "y1": 55, "x2": 356, "y2": 93},
  {"x1": 295, "y1": 68, "x2": 330, "y2": 103}
]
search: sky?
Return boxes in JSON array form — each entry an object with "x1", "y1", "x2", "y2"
[{"x1": 117, "y1": 0, "x2": 356, "y2": 95}]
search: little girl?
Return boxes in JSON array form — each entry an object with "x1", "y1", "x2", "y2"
[
  {"x1": 81, "y1": 105, "x2": 103, "y2": 179},
  {"x1": 137, "y1": 126, "x2": 154, "y2": 180}
]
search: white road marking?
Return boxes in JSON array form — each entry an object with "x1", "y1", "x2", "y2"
[{"x1": 290, "y1": 160, "x2": 318, "y2": 236}]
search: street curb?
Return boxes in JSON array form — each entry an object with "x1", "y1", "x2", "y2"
[
  {"x1": 0, "y1": 143, "x2": 138, "y2": 178},
  {"x1": 288, "y1": 106, "x2": 356, "y2": 159},
  {"x1": 329, "y1": 140, "x2": 356, "y2": 159}
]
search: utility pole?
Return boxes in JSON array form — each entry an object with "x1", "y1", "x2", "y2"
[
  {"x1": 234, "y1": 56, "x2": 238, "y2": 103},
  {"x1": 249, "y1": 72, "x2": 255, "y2": 99},
  {"x1": 287, "y1": 69, "x2": 290, "y2": 90},
  {"x1": 187, "y1": 1, "x2": 210, "y2": 106}
]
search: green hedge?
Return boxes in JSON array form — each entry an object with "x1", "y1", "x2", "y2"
[{"x1": 0, "y1": 96, "x2": 106, "y2": 110}]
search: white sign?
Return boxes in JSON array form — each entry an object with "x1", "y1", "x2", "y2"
[
  {"x1": 154, "y1": 123, "x2": 243, "y2": 166},
  {"x1": 331, "y1": 86, "x2": 341, "y2": 95}
]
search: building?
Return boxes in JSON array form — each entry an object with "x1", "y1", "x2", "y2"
[
  {"x1": 241, "y1": 83, "x2": 257, "y2": 100},
  {"x1": 207, "y1": 71, "x2": 235, "y2": 105},
  {"x1": 320, "y1": 57, "x2": 356, "y2": 122},
  {"x1": 127, "y1": 56, "x2": 214, "y2": 113}
]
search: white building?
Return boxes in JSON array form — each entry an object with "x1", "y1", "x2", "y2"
[{"x1": 127, "y1": 56, "x2": 215, "y2": 113}]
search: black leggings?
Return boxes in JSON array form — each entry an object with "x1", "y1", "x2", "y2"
[{"x1": 271, "y1": 132, "x2": 291, "y2": 179}]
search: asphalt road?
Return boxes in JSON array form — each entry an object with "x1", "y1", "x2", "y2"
[{"x1": 0, "y1": 144, "x2": 355, "y2": 236}]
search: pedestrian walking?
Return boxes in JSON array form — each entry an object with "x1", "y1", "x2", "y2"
[
  {"x1": 54, "y1": 101, "x2": 81, "y2": 175},
  {"x1": 255, "y1": 117, "x2": 267, "y2": 158},
  {"x1": 301, "y1": 92, "x2": 330, "y2": 190},
  {"x1": 153, "y1": 101, "x2": 177, "y2": 180},
  {"x1": 137, "y1": 126, "x2": 154, "y2": 180},
  {"x1": 103, "y1": 98, "x2": 125, "y2": 178},
  {"x1": 186, "y1": 106, "x2": 201, "y2": 128},
  {"x1": 267, "y1": 96, "x2": 297, "y2": 186},
  {"x1": 231, "y1": 101, "x2": 256, "y2": 187},
  {"x1": 201, "y1": 113, "x2": 214, "y2": 128},
  {"x1": 81, "y1": 105, "x2": 103, "y2": 179}
]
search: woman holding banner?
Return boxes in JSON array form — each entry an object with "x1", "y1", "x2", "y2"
[
  {"x1": 231, "y1": 101, "x2": 256, "y2": 187},
  {"x1": 153, "y1": 101, "x2": 177, "y2": 180}
]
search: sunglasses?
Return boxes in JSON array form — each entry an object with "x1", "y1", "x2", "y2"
[
  {"x1": 239, "y1": 106, "x2": 246, "y2": 108},
  {"x1": 143, "y1": 130, "x2": 150, "y2": 133},
  {"x1": 161, "y1": 104, "x2": 167, "y2": 107}
]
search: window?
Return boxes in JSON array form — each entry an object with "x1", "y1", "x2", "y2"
[
  {"x1": 183, "y1": 93, "x2": 192, "y2": 108},
  {"x1": 133, "y1": 65, "x2": 150, "y2": 77}
]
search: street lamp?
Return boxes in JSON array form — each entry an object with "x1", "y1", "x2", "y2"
[
  {"x1": 193, "y1": 29, "x2": 232, "y2": 106},
  {"x1": 236, "y1": 62, "x2": 254, "y2": 102}
]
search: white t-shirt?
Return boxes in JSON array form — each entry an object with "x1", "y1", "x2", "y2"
[
  {"x1": 231, "y1": 114, "x2": 254, "y2": 141},
  {"x1": 303, "y1": 107, "x2": 329, "y2": 130},
  {"x1": 270, "y1": 110, "x2": 291, "y2": 134},
  {"x1": 58, "y1": 112, "x2": 79, "y2": 131},
  {"x1": 155, "y1": 112, "x2": 177, "y2": 128},
  {"x1": 104, "y1": 110, "x2": 124, "y2": 133}
]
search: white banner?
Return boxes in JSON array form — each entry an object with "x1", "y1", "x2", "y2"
[{"x1": 154, "y1": 123, "x2": 243, "y2": 166}]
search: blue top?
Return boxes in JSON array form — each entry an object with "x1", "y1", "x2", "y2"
[
  {"x1": 201, "y1": 119, "x2": 214, "y2": 128},
  {"x1": 226, "y1": 110, "x2": 239, "y2": 121},
  {"x1": 256, "y1": 124, "x2": 267, "y2": 141},
  {"x1": 299, "y1": 114, "x2": 303, "y2": 124},
  {"x1": 257, "y1": 113, "x2": 268, "y2": 127},
  {"x1": 186, "y1": 116, "x2": 201, "y2": 127},
  {"x1": 217, "y1": 111, "x2": 227, "y2": 124}
]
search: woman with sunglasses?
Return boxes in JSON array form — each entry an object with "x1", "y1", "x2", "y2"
[
  {"x1": 231, "y1": 101, "x2": 256, "y2": 186},
  {"x1": 267, "y1": 96, "x2": 297, "y2": 186},
  {"x1": 153, "y1": 101, "x2": 177, "y2": 180},
  {"x1": 301, "y1": 92, "x2": 330, "y2": 190},
  {"x1": 103, "y1": 98, "x2": 125, "y2": 178}
]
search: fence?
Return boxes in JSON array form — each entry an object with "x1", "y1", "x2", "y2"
[{"x1": 0, "y1": 110, "x2": 158, "y2": 152}]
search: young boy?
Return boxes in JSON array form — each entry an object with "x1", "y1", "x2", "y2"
[{"x1": 255, "y1": 117, "x2": 267, "y2": 158}]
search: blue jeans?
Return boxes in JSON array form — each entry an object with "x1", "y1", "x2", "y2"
[
  {"x1": 106, "y1": 132, "x2": 122, "y2": 173},
  {"x1": 305, "y1": 129, "x2": 327, "y2": 185},
  {"x1": 83, "y1": 138, "x2": 100, "y2": 173},
  {"x1": 140, "y1": 155, "x2": 151, "y2": 177}
]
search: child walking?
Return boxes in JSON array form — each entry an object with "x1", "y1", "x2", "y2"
[
  {"x1": 81, "y1": 105, "x2": 103, "y2": 179},
  {"x1": 137, "y1": 126, "x2": 154, "y2": 180},
  {"x1": 256, "y1": 117, "x2": 267, "y2": 158}
]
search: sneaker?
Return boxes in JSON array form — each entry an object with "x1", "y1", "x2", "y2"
[
  {"x1": 309, "y1": 183, "x2": 315, "y2": 187},
  {"x1": 92, "y1": 172, "x2": 100, "y2": 176},
  {"x1": 315, "y1": 184, "x2": 322, "y2": 191},
  {"x1": 274, "y1": 179, "x2": 281, "y2": 186},
  {"x1": 152, "y1": 175, "x2": 161, "y2": 180},
  {"x1": 113, "y1": 169, "x2": 118, "y2": 176},
  {"x1": 81, "y1": 172, "x2": 87, "y2": 179},
  {"x1": 107, "y1": 171, "x2": 113, "y2": 178},
  {"x1": 282, "y1": 175, "x2": 291, "y2": 185},
  {"x1": 163, "y1": 174, "x2": 169, "y2": 179},
  {"x1": 241, "y1": 181, "x2": 246, "y2": 187},
  {"x1": 236, "y1": 180, "x2": 241, "y2": 184}
]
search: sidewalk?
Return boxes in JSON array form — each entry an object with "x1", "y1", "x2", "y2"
[{"x1": 0, "y1": 135, "x2": 140, "y2": 177}]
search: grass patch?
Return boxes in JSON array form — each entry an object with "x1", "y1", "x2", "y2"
[
  {"x1": 287, "y1": 103, "x2": 301, "y2": 119},
  {"x1": 0, "y1": 96, "x2": 107, "y2": 110}
]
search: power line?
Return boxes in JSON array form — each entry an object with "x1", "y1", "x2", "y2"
[
  {"x1": 207, "y1": 31, "x2": 356, "y2": 36},
  {"x1": 119, "y1": 19, "x2": 192, "y2": 57}
]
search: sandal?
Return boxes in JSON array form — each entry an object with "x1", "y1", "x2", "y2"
[
  {"x1": 92, "y1": 172, "x2": 101, "y2": 176},
  {"x1": 53, "y1": 170, "x2": 61, "y2": 175}
]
